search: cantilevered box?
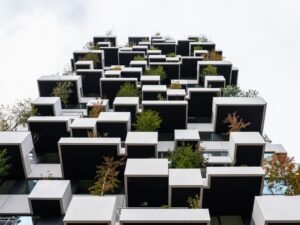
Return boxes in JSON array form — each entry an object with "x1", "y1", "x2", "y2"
[
  {"x1": 125, "y1": 132, "x2": 158, "y2": 158},
  {"x1": 113, "y1": 97, "x2": 139, "y2": 122},
  {"x1": 63, "y1": 196, "x2": 117, "y2": 225},
  {"x1": 167, "y1": 89, "x2": 186, "y2": 100},
  {"x1": 169, "y1": 169, "x2": 203, "y2": 207},
  {"x1": 119, "y1": 51, "x2": 145, "y2": 66},
  {"x1": 28, "y1": 180, "x2": 72, "y2": 216},
  {"x1": 142, "y1": 85, "x2": 167, "y2": 100},
  {"x1": 205, "y1": 75, "x2": 226, "y2": 88},
  {"x1": 130, "y1": 60, "x2": 147, "y2": 72},
  {"x1": 140, "y1": 76, "x2": 161, "y2": 85},
  {"x1": 174, "y1": 129, "x2": 200, "y2": 148},
  {"x1": 121, "y1": 67, "x2": 143, "y2": 81},
  {"x1": 75, "y1": 60, "x2": 94, "y2": 70},
  {"x1": 76, "y1": 69, "x2": 103, "y2": 97},
  {"x1": 32, "y1": 97, "x2": 62, "y2": 116},
  {"x1": 70, "y1": 118, "x2": 97, "y2": 137},
  {"x1": 125, "y1": 159, "x2": 169, "y2": 207}
]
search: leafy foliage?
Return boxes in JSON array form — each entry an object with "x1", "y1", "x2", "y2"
[
  {"x1": 169, "y1": 145, "x2": 207, "y2": 169},
  {"x1": 169, "y1": 82, "x2": 182, "y2": 89},
  {"x1": 204, "y1": 51, "x2": 223, "y2": 61},
  {"x1": 187, "y1": 195, "x2": 201, "y2": 208},
  {"x1": 52, "y1": 81, "x2": 73, "y2": 107},
  {"x1": 89, "y1": 156, "x2": 125, "y2": 196},
  {"x1": 0, "y1": 98, "x2": 38, "y2": 131},
  {"x1": 157, "y1": 93, "x2": 166, "y2": 100},
  {"x1": 264, "y1": 154, "x2": 300, "y2": 195},
  {"x1": 144, "y1": 66, "x2": 166, "y2": 81},
  {"x1": 167, "y1": 52, "x2": 176, "y2": 57},
  {"x1": 0, "y1": 149, "x2": 11, "y2": 177},
  {"x1": 133, "y1": 110, "x2": 162, "y2": 131},
  {"x1": 223, "y1": 112, "x2": 251, "y2": 133},
  {"x1": 80, "y1": 53, "x2": 101, "y2": 68},
  {"x1": 89, "y1": 101, "x2": 106, "y2": 118},
  {"x1": 111, "y1": 66, "x2": 122, "y2": 71},
  {"x1": 200, "y1": 65, "x2": 218, "y2": 78},
  {"x1": 221, "y1": 85, "x2": 259, "y2": 97},
  {"x1": 87, "y1": 130, "x2": 108, "y2": 138},
  {"x1": 193, "y1": 46, "x2": 203, "y2": 51},
  {"x1": 133, "y1": 55, "x2": 145, "y2": 61},
  {"x1": 84, "y1": 41, "x2": 98, "y2": 50},
  {"x1": 116, "y1": 83, "x2": 139, "y2": 97}
]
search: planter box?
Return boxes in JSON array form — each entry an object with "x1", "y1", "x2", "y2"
[
  {"x1": 96, "y1": 112, "x2": 131, "y2": 141},
  {"x1": 186, "y1": 88, "x2": 220, "y2": 121},
  {"x1": 120, "y1": 208, "x2": 210, "y2": 225},
  {"x1": 228, "y1": 132, "x2": 265, "y2": 166},
  {"x1": 180, "y1": 56, "x2": 203, "y2": 80},
  {"x1": 28, "y1": 180, "x2": 72, "y2": 216},
  {"x1": 142, "y1": 85, "x2": 167, "y2": 100},
  {"x1": 174, "y1": 129, "x2": 200, "y2": 148},
  {"x1": 76, "y1": 69, "x2": 103, "y2": 97},
  {"x1": 32, "y1": 97, "x2": 62, "y2": 116},
  {"x1": 212, "y1": 97, "x2": 267, "y2": 133},
  {"x1": 169, "y1": 169, "x2": 203, "y2": 207},
  {"x1": 63, "y1": 196, "x2": 117, "y2": 225},
  {"x1": 37, "y1": 75, "x2": 82, "y2": 106},
  {"x1": 28, "y1": 116, "x2": 71, "y2": 154},
  {"x1": 73, "y1": 50, "x2": 104, "y2": 69},
  {"x1": 167, "y1": 89, "x2": 186, "y2": 100},
  {"x1": 125, "y1": 132, "x2": 158, "y2": 158},
  {"x1": 125, "y1": 159, "x2": 169, "y2": 207},
  {"x1": 93, "y1": 36, "x2": 117, "y2": 47},
  {"x1": 121, "y1": 67, "x2": 143, "y2": 81},
  {"x1": 138, "y1": 41, "x2": 151, "y2": 48},
  {"x1": 171, "y1": 80, "x2": 188, "y2": 90},
  {"x1": 70, "y1": 118, "x2": 97, "y2": 137},
  {"x1": 113, "y1": 97, "x2": 139, "y2": 123},
  {"x1": 58, "y1": 137, "x2": 121, "y2": 179},
  {"x1": 119, "y1": 51, "x2": 145, "y2": 67},
  {"x1": 100, "y1": 78, "x2": 138, "y2": 108},
  {"x1": 142, "y1": 101, "x2": 188, "y2": 133},
  {"x1": 202, "y1": 167, "x2": 264, "y2": 220},
  {"x1": 140, "y1": 75, "x2": 160, "y2": 85},
  {"x1": 149, "y1": 62, "x2": 180, "y2": 84},
  {"x1": 204, "y1": 75, "x2": 226, "y2": 88},
  {"x1": 0, "y1": 132, "x2": 33, "y2": 179},
  {"x1": 100, "y1": 47, "x2": 119, "y2": 67}
]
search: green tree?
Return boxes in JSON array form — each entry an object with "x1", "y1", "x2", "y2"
[
  {"x1": 144, "y1": 66, "x2": 166, "y2": 81},
  {"x1": 52, "y1": 81, "x2": 73, "y2": 107},
  {"x1": 0, "y1": 98, "x2": 37, "y2": 131},
  {"x1": 133, "y1": 55, "x2": 145, "y2": 61},
  {"x1": 187, "y1": 195, "x2": 201, "y2": 208},
  {"x1": 264, "y1": 154, "x2": 300, "y2": 195},
  {"x1": 0, "y1": 149, "x2": 11, "y2": 178},
  {"x1": 167, "y1": 52, "x2": 176, "y2": 57},
  {"x1": 221, "y1": 85, "x2": 259, "y2": 97},
  {"x1": 133, "y1": 110, "x2": 162, "y2": 131},
  {"x1": 116, "y1": 83, "x2": 139, "y2": 97},
  {"x1": 200, "y1": 65, "x2": 218, "y2": 78},
  {"x1": 89, "y1": 156, "x2": 125, "y2": 196},
  {"x1": 169, "y1": 145, "x2": 207, "y2": 168},
  {"x1": 80, "y1": 53, "x2": 101, "y2": 68}
]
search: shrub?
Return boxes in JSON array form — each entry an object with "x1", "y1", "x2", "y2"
[
  {"x1": 169, "y1": 145, "x2": 207, "y2": 169},
  {"x1": 187, "y1": 195, "x2": 201, "y2": 208},
  {"x1": 193, "y1": 46, "x2": 203, "y2": 51},
  {"x1": 167, "y1": 52, "x2": 176, "y2": 57},
  {"x1": 133, "y1": 110, "x2": 162, "y2": 131},
  {"x1": 80, "y1": 53, "x2": 101, "y2": 68},
  {"x1": 169, "y1": 82, "x2": 182, "y2": 89},
  {"x1": 223, "y1": 112, "x2": 251, "y2": 133},
  {"x1": 0, "y1": 149, "x2": 11, "y2": 178},
  {"x1": 204, "y1": 51, "x2": 223, "y2": 61},
  {"x1": 221, "y1": 85, "x2": 259, "y2": 97},
  {"x1": 116, "y1": 83, "x2": 139, "y2": 97},
  {"x1": 144, "y1": 66, "x2": 166, "y2": 80},
  {"x1": 111, "y1": 66, "x2": 122, "y2": 71},
  {"x1": 52, "y1": 81, "x2": 73, "y2": 107},
  {"x1": 200, "y1": 65, "x2": 218, "y2": 77},
  {"x1": 133, "y1": 55, "x2": 145, "y2": 61}
]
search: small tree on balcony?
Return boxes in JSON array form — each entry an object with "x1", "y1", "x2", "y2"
[
  {"x1": 133, "y1": 110, "x2": 162, "y2": 132},
  {"x1": 133, "y1": 55, "x2": 145, "y2": 61},
  {"x1": 200, "y1": 65, "x2": 218, "y2": 80},
  {"x1": 187, "y1": 194, "x2": 201, "y2": 208},
  {"x1": 89, "y1": 156, "x2": 125, "y2": 196},
  {"x1": 116, "y1": 83, "x2": 139, "y2": 97},
  {"x1": 80, "y1": 53, "x2": 101, "y2": 68},
  {"x1": 0, "y1": 149, "x2": 11, "y2": 179},
  {"x1": 89, "y1": 101, "x2": 105, "y2": 118},
  {"x1": 264, "y1": 154, "x2": 300, "y2": 195},
  {"x1": 223, "y1": 112, "x2": 251, "y2": 133},
  {"x1": 144, "y1": 66, "x2": 166, "y2": 81},
  {"x1": 52, "y1": 81, "x2": 73, "y2": 107},
  {"x1": 221, "y1": 85, "x2": 259, "y2": 97}
]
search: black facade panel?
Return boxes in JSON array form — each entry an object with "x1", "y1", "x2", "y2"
[
  {"x1": 100, "y1": 47, "x2": 119, "y2": 66},
  {"x1": 71, "y1": 128, "x2": 93, "y2": 137},
  {"x1": 119, "y1": 52, "x2": 145, "y2": 67},
  {"x1": 127, "y1": 145, "x2": 156, "y2": 158},
  {"x1": 171, "y1": 187, "x2": 201, "y2": 207},
  {"x1": 231, "y1": 69, "x2": 239, "y2": 86},
  {"x1": 121, "y1": 71, "x2": 141, "y2": 81},
  {"x1": 235, "y1": 145, "x2": 264, "y2": 166},
  {"x1": 114, "y1": 105, "x2": 137, "y2": 123},
  {"x1": 207, "y1": 81, "x2": 225, "y2": 88},
  {"x1": 35, "y1": 105, "x2": 55, "y2": 116},
  {"x1": 96, "y1": 122, "x2": 128, "y2": 141},
  {"x1": 31, "y1": 199, "x2": 62, "y2": 216},
  {"x1": 143, "y1": 92, "x2": 166, "y2": 101},
  {"x1": 153, "y1": 44, "x2": 176, "y2": 55},
  {"x1": 180, "y1": 57, "x2": 202, "y2": 79},
  {"x1": 177, "y1": 40, "x2": 193, "y2": 56},
  {"x1": 76, "y1": 71, "x2": 102, "y2": 97},
  {"x1": 93, "y1": 37, "x2": 116, "y2": 46}
]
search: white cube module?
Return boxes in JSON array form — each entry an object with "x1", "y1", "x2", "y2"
[
  {"x1": 194, "y1": 49, "x2": 208, "y2": 57},
  {"x1": 140, "y1": 75, "x2": 160, "y2": 85},
  {"x1": 0, "y1": 132, "x2": 33, "y2": 179},
  {"x1": 97, "y1": 41, "x2": 111, "y2": 47},
  {"x1": 125, "y1": 132, "x2": 158, "y2": 158},
  {"x1": 104, "y1": 70, "x2": 121, "y2": 78},
  {"x1": 174, "y1": 129, "x2": 200, "y2": 148},
  {"x1": 142, "y1": 85, "x2": 167, "y2": 100},
  {"x1": 113, "y1": 97, "x2": 139, "y2": 122},
  {"x1": 32, "y1": 97, "x2": 62, "y2": 116},
  {"x1": 252, "y1": 196, "x2": 300, "y2": 225},
  {"x1": 75, "y1": 60, "x2": 94, "y2": 70},
  {"x1": 120, "y1": 208, "x2": 210, "y2": 225},
  {"x1": 204, "y1": 75, "x2": 226, "y2": 88},
  {"x1": 130, "y1": 60, "x2": 147, "y2": 72},
  {"x1": 28, "y1": 180, "x2": 72, "y2": 215},
  {"x1": 169, "y1": 169, "x2": 203, "y2": 207},
  {"x1": 167, "y1": 89, "x2": 186, "y2": 100},
  {"x1": 147, "y1": 49, "x2": 162, "y2": 55},
  {"x1": 63, "y1": 196, "x2": 117, "y2": 225},
  {"x1": 70, "y1": 118, "x2": 97, "y2": 137}
]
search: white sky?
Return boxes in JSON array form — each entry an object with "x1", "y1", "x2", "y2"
[{"x1": 0, "y1": 0, "x2": 300, "y2": 160}]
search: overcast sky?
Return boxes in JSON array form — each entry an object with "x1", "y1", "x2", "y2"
[{"x1": 0, "y1": 0, "x2": 300, "y2": 160}]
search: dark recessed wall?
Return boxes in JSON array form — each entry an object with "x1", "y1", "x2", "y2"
[
  {"x1": 100, "y1": 47, "x2": 119, "y2": 66},
  {"x1": 143, "y1": 91, "x2": 167, "y2": 101},
  {"x1": 235, "y1": 145, "x2": 264, "y2": 166},
  {"x1": 143, "y1": 104, "x2": 187, "y2": 132},
  {"x1": 188, "y1": 91, "x2": 219, "y2": 120},
  {"x1": 123, "y1": 223, "x2": 207, "y2": 225},
  {"x1": 177, "y1": 40, "x2": 193, "y2": 56},
  {"x1": 71, "y1": 128, "x2": 93, "y2": 137},
  {"x1": 127, "y1": 177, "x2": 168, "y2": 207},
  {"x1": 207, "y1": 81, "x2": 225, "y2": 88},
  {"x1": 199, "y1": 64, "x2": 232, "y2": 86},
  {"x1": 76, "y1": 71, "x2": 102, "y2": 97},
  {"x1": 121, "y1": 71, "x2": 141, "y2": 81},
  {"x1": 67, "y1": 223, "x2": 108, "y2": 225},
  {"x1": 60, "y1": 144, "x2": 119, "y2": 179},
  {"x1": 74, "y1": 52, "x2": 103, "y2": 69},
  {"x1": 231, "y1": 69, "x2": 239, "y2": 86},
  {"x1": 28, "y1": 122, "x2": 70, "y2": 154},
  {"x1": 96, "y1": 122, "x2": 128, "y2": 141},
  {"x1": 141, "y1": 80, "x2": 160, "y2": 86},
  {"x1": 131, "y1": 64, "x2": 146, "y2": 72},
  {"x1": 119, "y1": 52, "x2": 145, "y2": 67},
  {"x1": 114, "y1": 105, "x2": 136, "y2": 123},
  {"x1": 101, "y1": 80, "x2": 137, "y2": 108},
  {"x1": 215, "y1": 105, "x2": 265, "y2": 134},
  {"x1": 202, "y1": 177, "x2": 262, "y2": 220},
  {"x1": 191, "y1": 43, "x2": 215, "y2": 52},
  {"x1": 38, "y1": 81, "x2": 79, "y2": 106},
  {"x1": 93, "y1": 37, "x2": 116, "y2": 46},
  {"x1": 168, "y1": 96, "x2": 185, "y2": 101},
  {"x1": 171, "y1": 187, "x2": 201, "y2": 207},
  {"x1": 149, "y1": 58, "x2": 166, "y2": 63},
  {"x1": 35, "y1": 105, "x2": 55, "y2": 116},
  {"x1": 126, "y1": 145, "x2": 156, "y2": 158},
  {"x1": 76, "y1": 64, "x2": 91, "y2": 70},
  {"x1": 0, "y1": 145, "x2": 25, "y2": 179},
  {"x1": 153, "y1": 44, "x2": 176, "y2": 55},
  {"x1": 180, "y1": 57, "x2": 202, "y2": 79},
  {"x1": 150, "y1": 64, "x2": 180, "y2": 85},
  {"x1": 31, "y1": 199, "x2": 62, "y2": 216}
]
